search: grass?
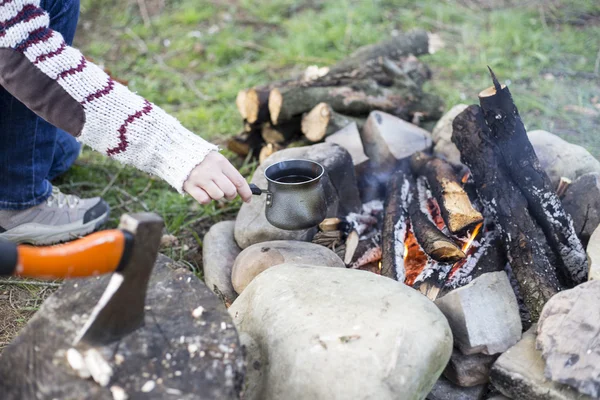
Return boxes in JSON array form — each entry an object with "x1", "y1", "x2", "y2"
[{"x1": 1, "y1": 0, "x2": 598, "y2": 349}]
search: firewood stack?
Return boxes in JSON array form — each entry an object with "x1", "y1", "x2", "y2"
[{"x1": 228, "y1": 29, "x2": 444, "y2": 161}]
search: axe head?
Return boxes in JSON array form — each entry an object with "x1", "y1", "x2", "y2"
[{"x1": 73, "y1": 213, "x2": 164, "y2": 347}]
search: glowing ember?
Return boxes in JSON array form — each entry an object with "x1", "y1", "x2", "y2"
[
  {"x1": 403, "y1": 222, "x2": 429, "y2": 286},
  {"x1": 461, "y1": 171, "x2": 470, "y2": 184},
  {"x1": 426, "y1": 198, "x2": 446, "y2": 230},
  {"x1": 378, "y1": 261, "x2": 382, "y2": 271}
]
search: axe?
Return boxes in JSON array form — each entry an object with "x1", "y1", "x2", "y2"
[{"x1": 0, "y1": 213, "x2": 164, "y2": 346}]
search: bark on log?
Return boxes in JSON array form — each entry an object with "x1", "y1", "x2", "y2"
[
  {"x1": 301, "y1": 103, "x2": 364, "y2": 142},
  {"x1": 381, "y1": 170, "x2": 411, "y2": 281},
  {"x1": 452, "y1": 105, "x2": 564, "y2": 321},
  {"x1": 410, "y1": 152, "x2": 484, "y2": 233},
  {"x1": 478, "y1": 71, "x2": 587, "y2": 286},
  {"x1": 408, "y1": 179, "x2": 466, "y2": 263},
  {"x1": 227, "y1": 130, "x2": 264, "y2": 158},
  {"x1": 245, "y1": 88, "x2": 270, "y2": 124},
  {"x1": 268, "y1": 81, "x2": 442, "y2": 125},
  {"x1": 328, "y1": 29, "x2": 430, "y2": 74}
]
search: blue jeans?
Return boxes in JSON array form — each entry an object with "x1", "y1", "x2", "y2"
[{"x1": 0, "y1": 0, "x2": 81, "y2": 210}]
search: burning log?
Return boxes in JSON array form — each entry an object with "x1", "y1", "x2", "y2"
[
  {"x1": 556, "y1": 177, "x2": 571, "y2": 198},
  {"x1": 478, "y1": 70, "x2": 587, "y2": 286},
  {"x1": 408, "y1": 180, "x2": 465, "y2": 263},
  {"x1": 301, "y1": 103, "x2": 364, "y2": 142},
  {"x1": 410, "y1": 152, "x2": 483, "y2": 234},
  {"x1": 381, "y1": 171, "x2": 411, "y2": 281},
  {"x1": 452, "y1": 105, "x2": 564, "y2": 321},
  {"x1": 349, "y1": 240, "x2": 382, "y2": 270}
]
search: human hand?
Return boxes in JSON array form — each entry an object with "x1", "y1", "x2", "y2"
[{"x1": 183, "y1": 152, "x2": 252, "y2": 205}]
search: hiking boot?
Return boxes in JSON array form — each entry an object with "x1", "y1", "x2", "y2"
[{"x1": 0, "y1": 187, "x2": 110, "y2": 245}]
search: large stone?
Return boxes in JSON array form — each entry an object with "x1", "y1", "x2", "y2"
[
  {"x1": 444, "y1": 348, "x2": 496, "y2": 387},
  {"x1": 528, "y1": 130, "x2": 600, "y2": 188},
  {"x1": 435, "y1": 271, "x2": 522, "y2": 355},
  {"x1": 427, "y1": 376, "x2": 487, "y2": 400},
  {"x1": 536, "y1": 280, "x2": 600, "y2": 398},
  {"x1": 231, "y1": 240, "x2": 345, "y2": 294},
  {"x1": 0, "y1": 255, "x2": 245, "y2": 399},
  {"x1": 588, "y1": 225, "x2": 600, "y2": 281},
  {"x1": 432, "y1": 104, "x2": 468, "y2": 165},
  {"x1": 234, "y1": 143, "x2": 361, "y2": 249},
  {"x1": 491, "y1": 325, "x2": 593, "y2": 400},
  {"x1": 562, "y1": 173, "x2": 600, "y2": 247},
  {"x1": 229, "y1": 264, "x2": 453, "y2": 400},
  {"x1": 326, "y1": 112, "x2": 432, "y2": 165},
  {"x1": 203, "y1": 221, "x2": 240, "y2": 305}
]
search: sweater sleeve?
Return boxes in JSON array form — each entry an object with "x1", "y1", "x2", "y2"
[{"x1": 0, "y1": 0, "x2": 218, "y2": 192}]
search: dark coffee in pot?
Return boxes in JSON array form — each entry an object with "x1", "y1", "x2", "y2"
[{"x1": 275, "y1": 175, "x2": 313, "y2": 184}]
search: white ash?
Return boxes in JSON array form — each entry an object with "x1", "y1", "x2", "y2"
[
  {"x1": 413, "y1": 260, "x2": 452, "y2": 286},
  {"x1": 445, "y1": 229, "x2": 497, "y2": 288},
  {"x1": 66, "y1": 348, "x2": 91, "y2": 379},
  {"x1": 192, "y1": 306, "x2": 205, "y2": 318},
  {"x1": 345, "y1": 200, "x2": 384, "y2": 237},
  {"x1": 110, "y1": 386, "x2": 128, "y2": 400},
  {"x1": 141, "y1": 380, "x2": 156, "y2": 393},
  {"x1": 416, "y1": 177, "x2": 437, "y2": 226},
  {"x1": 392, "y1": 177, "x2": 412, "y2": 283}
]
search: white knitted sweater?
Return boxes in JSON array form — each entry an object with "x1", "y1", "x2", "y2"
[{"x1": 0, "y1": 0, "x2": 218, "y2": 192}]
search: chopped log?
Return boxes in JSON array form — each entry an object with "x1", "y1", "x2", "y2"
[
  {"x1": 245, "y1": 88, "x2": 270, "y2": 124},
  {"x1": 259, "y1": 143, "x2": 282, "y2": 164},
  {"x1": 236, "y1": 90, "x2": 248, "y2": 120},
  {"x1": 344, "y1": 230, "x2": 360, "y2": 265},
  {"x1": 381, "y1": 170, "x2": 411, "y2": 281},
  {"x1": 0, "y1": 255, "x2": 244, "y2": 399},
  {"x1": 261, "y1": 118, "x2": 302, "y2": 144},
  {"x1": 452, "y1": 105, "x2": 564, "y2": 321},
  {"x1": 478, "y1": 70, "x2": 587, "y2": 286},
  {"x1": 301, "y1": 103, "x2": 364, "y2": 142},
  {"x1": 268, "y1": 81, "x2": 442, "y2": 125},
  {"x1": 319, "y1": 218, "x2": 342, "y2": 232},
  {"x1": 556, "y1": 177, "x2": 571, "y2": 198},
  {"x1": 410, "y1": 152, "x2": 484, "y2": 234},
  {"x1": 328, "y1": 29, "x2": 430, "y2": 74},
  {"x1": 408, "y1": 179, "x2": 466, "y2": 263},
  {"x1": 227, "y1": 131, "x2": 264, "y2": 158}
]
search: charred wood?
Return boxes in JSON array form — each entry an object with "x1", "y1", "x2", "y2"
[
  {"x1": 452, "y1": 105, "x2": 564, "y2": 321},
  {"x1": 410, "y1": 152, "x2": 484, "y2": 234},
  {"x1": 478, "y1": 70, "x2": 587, "y2": 286}
]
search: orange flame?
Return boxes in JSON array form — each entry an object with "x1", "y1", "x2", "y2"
[
  {"x1": 461, "y1": 222, "x2": 483, "y2": 253},
  {"x1": 461, "y1": 171, "x2": 470, "y2": 185}
]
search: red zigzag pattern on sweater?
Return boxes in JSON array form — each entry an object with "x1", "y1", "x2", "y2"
[{"x1": 107, "y1": 100, "x2": 153, "y2": 156}]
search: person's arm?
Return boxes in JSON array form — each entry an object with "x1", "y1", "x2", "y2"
[{"x1": 0, "y1": 0, "x2": 250, "y2": 202}]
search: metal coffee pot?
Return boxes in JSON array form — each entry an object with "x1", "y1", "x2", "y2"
[{"x1": 250, "y1": 159, "x2": 327, "y2": 230}]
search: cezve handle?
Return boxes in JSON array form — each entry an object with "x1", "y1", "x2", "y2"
[
  {"x1": 249, "y1": 183, "x2": 265, "y2": 196},
  {"x1": 0, "y1": 230, "x2": 134, "y2": 280}
]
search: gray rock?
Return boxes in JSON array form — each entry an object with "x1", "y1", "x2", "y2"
[
  {"x1": 364, "y1": 111, "x2": 433, "y2": 159},
  {"x1": 326, "y1": 112, "x2": 432, "y2": 165},
  {"x1": 536, "y1": 280, "x2": 600, "y2": 398},
  {"x1": 529, "y1": 130, "x2": 600, "y2": 188},
  {"x1": 234, "y1": 143, "x2": 361, "y2": 249},
  {"x1": 203, "y1": 221, "x2": 240, "y2": 305},
  {"x1": 562, "y1": 173, "x2": 600, "y2": 247},
  {"x1": 432, "y1": 104, "x2": 469, "y2": 165},
  {"x1": 325, "y1": 122, "x2": 368, "y2": 165},
  {"x1": 588, "y1": 225, "x2": 600, "y2": 281},
  {"x1": 491, "y1": 325, "x2": 593, "y2": 400},
  {"x1": 231, "y1": 240, "x2": 345, "y2": 294},
  {"x1": 435, "y1": 272, "x2": 522, "y2": 355},
  {"x1": 444, "y1": 348, "x2": 496, "y2": 387},
  {"x1": 427, "y1": 376, "x2": 487, "y2": 400},
  {"x1": 229, "y1": 264, "x2": 453, "y2": 400}
]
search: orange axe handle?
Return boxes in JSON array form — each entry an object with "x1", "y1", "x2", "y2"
[{"x1": 0, "y1": 230, "x2": 133, "y2": 280}]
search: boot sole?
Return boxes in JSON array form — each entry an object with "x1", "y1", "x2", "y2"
[{"x1": 0, "y1": 209, "x2": 110, "y2": 246}]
